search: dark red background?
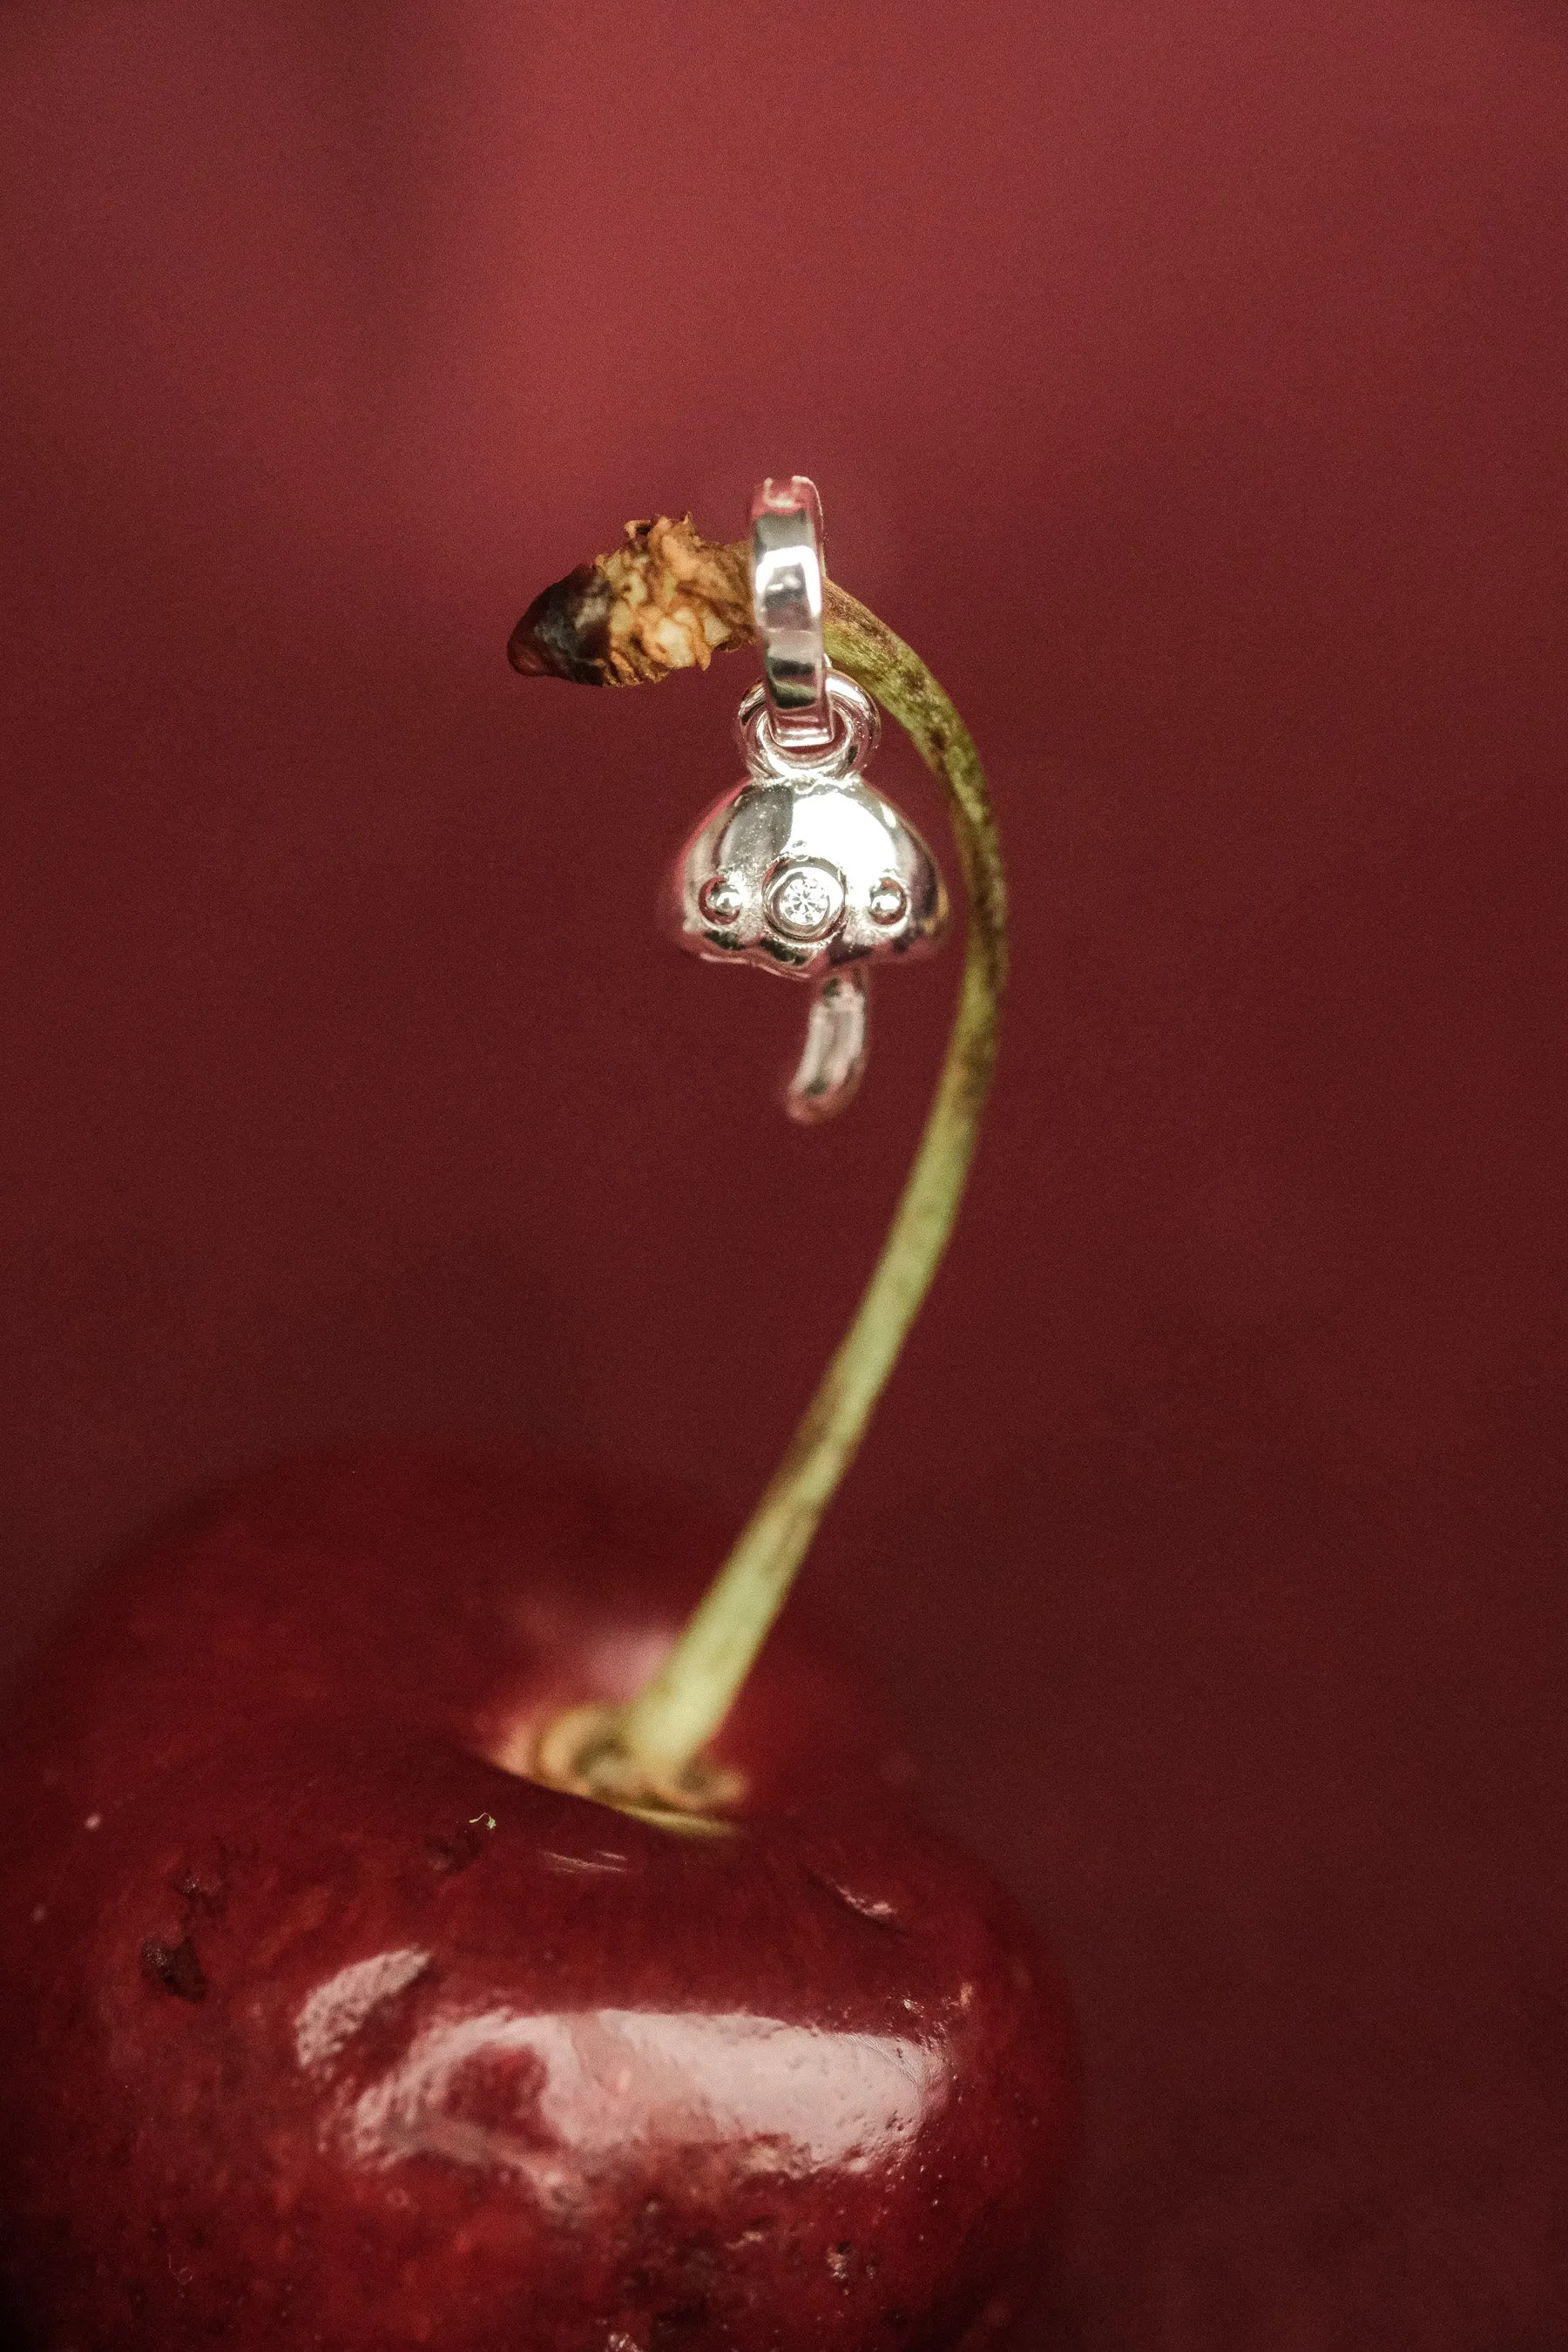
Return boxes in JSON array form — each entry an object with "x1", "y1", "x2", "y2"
[{"x1": 3, "y1": 3, "x2": 1565, "y2": 2342}]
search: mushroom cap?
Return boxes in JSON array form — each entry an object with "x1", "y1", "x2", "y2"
[{"x1": 666, "y1": 776, "x2": 950, "y2": 980}]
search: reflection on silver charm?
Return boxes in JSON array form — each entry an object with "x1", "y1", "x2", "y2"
[
  {"x1": 664, "y1": 695, "x2": 949, "y2": 1119},
  {"x1": 789, "y1": 969, "x2": 869, "y2": 1121},
  {"x1": 664, "y1": 480, "x2": 950, "y2": 1123}
]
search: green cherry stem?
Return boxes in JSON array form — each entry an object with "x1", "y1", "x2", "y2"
[
  {"x1": 513, "y1": 537, "x2": 1006, "y2": 1810},
  {"x1": 618, "y1": 586, "x2": 1007, "y2": 1788}
]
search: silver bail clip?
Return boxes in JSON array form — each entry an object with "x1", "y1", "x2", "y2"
[{"x1": 751, "y1": 476, "x2": 834, "y2": 756}]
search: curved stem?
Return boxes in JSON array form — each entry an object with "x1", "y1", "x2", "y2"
[{"x1": 607, "y1": 585, "x2": 1007, "y2": 1786}]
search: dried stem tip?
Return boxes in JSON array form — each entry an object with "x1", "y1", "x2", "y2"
[{"x1": 508, "y1": 515, "x2": 753, "y2": 686}]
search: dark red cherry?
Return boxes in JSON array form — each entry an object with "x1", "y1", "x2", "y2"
[{"x1": 0, "y1": 1451, "x2": 1076, "y2": 2349}]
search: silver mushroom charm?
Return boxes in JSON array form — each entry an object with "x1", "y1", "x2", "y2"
[
  {"x1": 664, "y1": 479, "x2": 950, "y2": 1122},
  {"x1": 666, "y1": 672, "x2": 949, "y2": 1121}
]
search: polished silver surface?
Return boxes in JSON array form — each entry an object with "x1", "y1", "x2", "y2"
[
  {"x1": 666, "y1": 770, "x2": 948, "y2": 985},
  {"x1": 664, "y1": 480, "x2": 951, "y2": 1122},
  {"x1": 751, "y1": 477, "x2": 833, "y2": 754},
  {"x1": 787, "y1": 968, "x2": 870, "y2": 1123},
  {"x1": 735, "y1": 672, "x2": 880, "y2": 785}
]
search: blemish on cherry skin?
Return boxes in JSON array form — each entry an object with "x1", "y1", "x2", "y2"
[
  {"x1": 424, "y1": 1821, "x2": 488, "y2": 1875},
  {"x1": 140, "y1": 1934, "x2": 206, "y2": 2003},
  {"x1": 173, "y1": 1858, "x2": 229, "y2": 1917}
]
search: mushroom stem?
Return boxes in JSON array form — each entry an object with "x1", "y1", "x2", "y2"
[{"x1": 787, "y1": 967, "x2": 870, "y2": 1125}]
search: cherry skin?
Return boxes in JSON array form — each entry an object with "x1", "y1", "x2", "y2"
[{"x1": 0, "y1": 1450, "x2": 1077, "y2": 2350}]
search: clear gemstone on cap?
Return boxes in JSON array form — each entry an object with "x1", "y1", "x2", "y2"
[{"x1": 766, "y1": 859, "x2": 846, "y2": 942}]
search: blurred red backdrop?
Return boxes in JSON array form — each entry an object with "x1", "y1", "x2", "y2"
[{"x1": 2, "y1": 2, "x2": 1565, "y2": 2342}]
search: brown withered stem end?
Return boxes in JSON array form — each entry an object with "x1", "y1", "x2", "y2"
[{"x1": 508, "y1": 515, "x2": 753, "y2": 687}]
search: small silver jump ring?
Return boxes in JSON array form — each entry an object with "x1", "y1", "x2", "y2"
[
  {"x1": 751, "y1": 476, "x2": 834, "y2": 754},
  {"x1": 735, "y1": 672, "x2": 881, "y2": 783}
]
